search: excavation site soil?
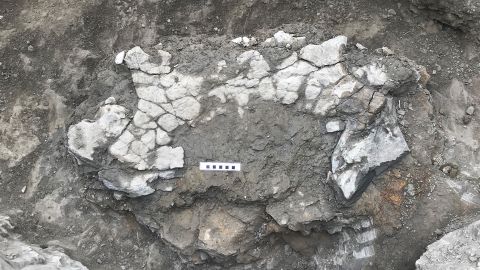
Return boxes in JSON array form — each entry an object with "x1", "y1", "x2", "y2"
[{"x1": 0, "y1": 0, "x2": 480, "y2": 269}]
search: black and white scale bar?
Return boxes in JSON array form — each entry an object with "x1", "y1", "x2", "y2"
[{"x1": 199, "y1": 162, "x2": 241, "y2": 171}]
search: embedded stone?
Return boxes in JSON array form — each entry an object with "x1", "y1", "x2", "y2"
[
  {"x1": 416, "y1": 219, "x2": 480, "y2": 270},
  {"x1": 67, "y1": 104, "x2": 129, "y2": 160},
  {"x1": 331, "y1": 99, "x2": 409, "y2": 200},
  {"x1": 153, "y1": 146, "x2": 184, "y2": 170},
  {"x1": 138, "y1": 99, "x2": 165, "y2": 118},
  {"x1": 99, "y1": 169, "x2": 175, "y2": 197},
  {"x1": 331, "y1": 76, "x2": 363, "y2": 98},
  {"x1": 276, "y1": 52, "x2": 298, "y2": 70},
  {"x1": 165, "y1": 73, "x2": 203, "y2": 100},
  {"x1": 140, "y1": 130, "x2": 156, "y2": 150},
  {"x1": 124, "y1": 46, "x2": 171, "y2": 74},
  {"x1": 109, "y1": 130, "x2": 135, "y2": 158},
  {"x1": 155, "y1": 128, "x2": 171, "y2": 145},
  {"x1": 198, "y1": 209, "x2": 246, "y2": 256},
  {"x1": 157, "y1": 114, "x2": 181, "y2": 132},
  {"x1": 133, "y1": 111, "x2": 157, "y2": 129},
  {"x1": 237, "y1": 50, "x2": 270, "y2": 79},
  {"x1": 326, "y1": 120, "x2": 346, "y2": 133},
  {"x1": 114, "y1": 51, "x2": 125, "y2": 64},
  {"x1": 136, "y1": 85, "x2": 168, "y2": 104},
  {"x1": 124, "y1": 46, "x2": 150, "y2": 70},
  {"x1": 368, "y1": 92, "x2": 386, "y2": 114},
  {"x1": 354, "y1": 63, "x2": 388, "y2": 86},
  {"x1": 299, "y1": 36, "x2": 348, "y2": 67},
  {"x1": 172, "y1": 96, "x2": 201, "y2": 121},
  {"x1": 313, "y1": 97, "x2": 339, "y2": 116}
]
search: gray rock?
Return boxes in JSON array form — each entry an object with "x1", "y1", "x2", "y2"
[
  {"x1": 156, "y1": 204, "x2": 262, "y2": 257},
  {"x1": 114, "y1": 51, "x2": 125, "y2": 65},
  {"x1": 353, "y1": 63, "x2": 388, "y2": 86},
  {"x1": 133, "y1": 111, "x2": 157, "y2": 129},
  {"x1": 305, "y1": 63, "x2": 347, "y2": 100},
  {"x1": 157, "y1": 114, "x2": 182, "y2": 132},
  {"x1": 416, "y1": 219, "x2": 480, "y2": 270},
  {"x1": 412, "y1": 0, "x2": 480, "y2": 42},
  {"x1": 153, "y1": 146, "x2": 184, "y2": 170},
  {"x1": 138, "y1": 99, "x2": 165, "y2": 118},
  {"x1": 135, "y1": 85, "x2": 168, "y2": 105},
  {"x1": 266, "y1": 186, "x2": 335, "y2": 231},
  {"x1": 172, "y1": 97, "x2": 201, "y2": 121},
  {"x1": 67, "y1": 104, "x2": 129, "y2": 161},
  {"x1": 326, "y1": 120, "x2": 346, "y2": 133},
  {"x1": 368, "y1": 92, "x2": 386, "y2": 114},
  {"x1": 99, "y1": 168, "x2": 175, "y2": 197},
  {"x1": 124, "y1": 46, "x2": 171, "y2": 74},
  {"x1": 331, "y1": 99, "x2": 409, "y2": 200},
  {"x1": 276, "y1": 52, "x2": 298, "y2": 70},
  {"x1": 0, "y1": 215, "x2": 88, "y2": 270},
  {"x1": 466, "y1": 105, "x2": 475, "y2": 115},
  {"x1": 299, "y1": 36, "x2": 348, "y2": 67},
  {"x1": 271, "y1": 31, "x2": 306, "y2": 48},
  {"x1": 155, "y1": 128, "x2": 171, "y2": 145}
]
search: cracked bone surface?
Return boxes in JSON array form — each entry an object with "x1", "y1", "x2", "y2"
[{"x1": 66, "y1": 31, "x2": 422, "y2": 264}]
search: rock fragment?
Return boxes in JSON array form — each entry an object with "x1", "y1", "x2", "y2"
[
  {"x1": 331, "y1": 99, "x2": 409, "y2": 200},
  {"x1": 133, "y1": 111, "x2": 157, "y2": 129},
  {"x1": 266, "y1": 187, "x2": 335, "y2": 231},
  {"x1": 276, "y1": 52, "x2": 298, "y2": 70},
  {"x1": 124, "y1": 46, "x2": 171, "y2": 74},
  {"x1": 153, "y1": 146, "x2": 184, "y2": 170},
  {"x1": 354, "y1": 63, "x2": 388, "y2": 86},
  {"x1": 416, "y1": 219, "x2": 480, "y2": 270},
  {"x1": 368, "y1": 92, "x2": 386, "y2": 114},
  {"x1": 155, "y1": 128, "x2": 171, "y2": 145},
  {"x1": 269, "y1": 30, "x2": 306, "y2": 48},
  {"x1": 331, "y1": 76, "x2": 363, "y2": 98},
  {"x1": 67, "y1": 103, "x2": 129, "y2": 161},
  {"x1": 466, "y1": 105, "x2": 475, "y2": 115},
  {"x1": 231, "y1": 36, "x2": 257, "y2": 47},
  {"x1": 305, "y1": 63, "x2": 347, "y2": 100},
  {"x1": 326, "y1": 120, "x2": 346, "y2": 133},
  {"x1": 0, "y1": 235, "x2": 88, "y2": 270},
  {"x1": 115, "y1": 51, "x2": 125, "y2": 64},
  {"x1": 135, "y1": 85, "x2": 168, "y2": 105},
  {"x1": 299, "y1": 36, "x2": 347, "y2": 67},
  {"x1": 157, "y1": 114, "x2": 182, "y2": 132},
  {"x1": 198, "y1": 210, "x2": 246, "y2": 256},
  {"x1": 138, "y1": 99, "x2": 165, "y2": 118},
  {"x1": 172, "y1": 97, "x2": 201, "y2": 121},
  {"x1": 99, "y1": 169, "x2": 175, "y2": 197},
  {"x1": 105, "y1": 96, "x2": 116, "y2": 104}
]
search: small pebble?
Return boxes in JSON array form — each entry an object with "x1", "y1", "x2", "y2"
[
  {"x1": 356, "y1": 43, "x2": 367, "y2": 50},
  {"x1": 466, "y1": 105, "x2": 475, "y2": 115},
  {"x1": 462, "y1": 115, "x2": 472, "y2": 125}
]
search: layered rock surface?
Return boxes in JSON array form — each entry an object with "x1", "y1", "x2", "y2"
[
  {"x1": 416, "y1": 219, "x2": 480, "y2": 270},
  {"x1": 0, "y1": 215, "x2": 88, "y2": 270},
  {"x1": 412, "y1": 0, "x2": 480, "y2": 42}
]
